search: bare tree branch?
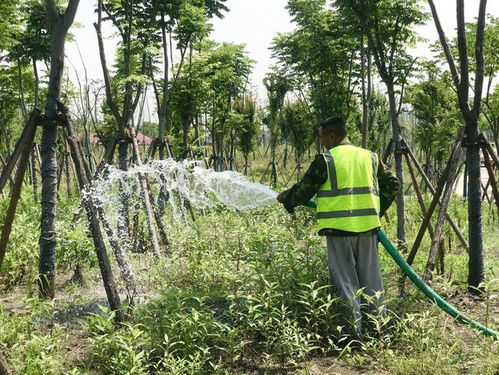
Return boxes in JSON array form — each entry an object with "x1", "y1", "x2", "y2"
[
  {"x1": 63, "y1": 0, "x2": 80, "y2": 30},
  {"x1": 94, "y1": 0, "x2": 122, "y2": 124},
  {"x1": 456, "y1": 0, "x2": 469, "y2": 102},
  {"x1": 472, "y1": 0, "x2": 488, "y2": 117},
  {"x1": 427, "y1": 0, "x2": 460, "y2": 91}
]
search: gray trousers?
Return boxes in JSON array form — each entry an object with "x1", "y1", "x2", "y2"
[{"x1": 326, "y1": 234, "x2": 385, "y2": 336}]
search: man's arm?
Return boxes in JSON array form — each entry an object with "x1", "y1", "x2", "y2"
[
  {"x1": 378, "y1": 159, "x2": 401, "y2": 216},
  {"x1": 277, "y1": 154, "x2": 327, "y2": 213}
]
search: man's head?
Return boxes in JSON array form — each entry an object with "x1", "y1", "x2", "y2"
[{"x1": 318, "y1": 117, "x2": 347, "y2": 149}]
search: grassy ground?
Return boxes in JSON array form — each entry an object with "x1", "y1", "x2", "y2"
[{"x1": 0, "y1": 159, "x2": 498, "y2": 374}]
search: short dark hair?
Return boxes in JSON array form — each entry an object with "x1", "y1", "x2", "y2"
[{"x1": 319, "y1": 117, "x2": 347, "y2": 138}]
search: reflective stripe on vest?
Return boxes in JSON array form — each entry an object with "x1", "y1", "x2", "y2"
[{"x1": 316, "y1": 145, "x2": 381, "y2": 233}]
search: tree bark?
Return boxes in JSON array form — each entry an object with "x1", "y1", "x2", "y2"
[
  {"x1": 388, "y1": 89, "x2": 406, "y2": 250},
  {"x1": 39, "y1": 0, "x2": 80, "y2": 299},
  {"x1": 361, "y1": 38, "x2": 369, "y2": 149},
  {"x1": 465, "y1": 124, "x2": 484, "y2": 292}
]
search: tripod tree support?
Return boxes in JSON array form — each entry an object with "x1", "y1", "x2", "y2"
[
  {"x1": 402, "y1": 138, "x2": 468, "y2": 251},
  {"x1": 425, "y1": 135, "x2": 464, "y2": 279},
  {"x1": 404, "y1": 152, "x2": 435, "y2": 238},
  {"x1": 405, "y1": 132, "x2": 464, "y2": 266}
]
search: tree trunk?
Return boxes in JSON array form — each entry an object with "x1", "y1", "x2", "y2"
[
  {"x1": 466, "y1": 123, "x2": 484, "y2": 292},
  {"x1": 387, "y1": 89, "x2": 406, "y2": 249},
  {"x1": 39, "y1": 0, "x2": 80, "y2": 299},
  {"x1": 361, "y1": 38, "x2": 369, "y2": 149}
]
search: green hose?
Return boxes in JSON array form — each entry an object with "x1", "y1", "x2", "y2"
[{"x1": 303, "y1": 199, "x2": 498, "y2": 340}]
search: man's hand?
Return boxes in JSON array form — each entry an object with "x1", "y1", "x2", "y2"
[{"x1": 276, "y1": 191, "x2": 285, "y2": 203}]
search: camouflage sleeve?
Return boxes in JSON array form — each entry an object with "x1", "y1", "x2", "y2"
[
  {"x1": 378, "y1": 159, "x2": 401, "y2": 216},
  {"x1": 280, "y1": 154, "x2": 327, "y2": 213}
]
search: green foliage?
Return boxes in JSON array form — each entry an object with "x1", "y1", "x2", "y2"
[
  {"x1": 0, "y1": 302, "x2": 79, "y2": 374},
  {"x1": 233, "y1": 96, "x2": 260, "y2": 162},
  {"x1": 0, "y1": 0, "x2": 21, "y2": 52},
  {"x1": 280, "y1": 100, "x2": 315, "y2": 161},
  {"x1": 88, "y1": 322, "x2": 151, "y2": 374},
  {"x1": 8, "y1": 0, "x2": 51, "y2": 65},
  {"x1": 0, "y1": 65, "x2": 24, "y2": 152},
  {"x1": 272, "y1": 0, "x2": 358, "y2": 121},
  {"x1": 366, "y1": 90, "x2": 391, "y2": 153},
  {"x1": 0, "y1": 190, "x2": 40, "y2": 287},
  {"x1": 169, "y1": 41, "x2": 253, "y2": 157},
  {"x1": 406, "y1": 65, "x2": 462, "y2": 165}
]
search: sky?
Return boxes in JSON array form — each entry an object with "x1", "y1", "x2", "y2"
[{"x1": 64, "y1": 0, "x2": 499, "y2": 101}]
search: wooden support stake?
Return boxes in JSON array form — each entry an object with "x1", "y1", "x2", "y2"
[
  {"x1": 405, "y1": 130, "x2": 464, "y2": 266},
  {"x1": 65, "y1": 122, "x2": 124, "y2": 322},
  {"x1": 128, "y1": 126, "x2": 161, "y2": 257},
  {"x1": 481, "y1": 145, "x2": 499, "y2": 214},
  {"x1": 402, "y1": 138, "x2": 469, "y2": 251},
  {"x1": 424, "y1": 138, "x2": 463, "y2": 279},
  {"x1": 0, "y1": 112, "x2": 38, "y2": 194},
  {"x1": 479, "y1": 133, "x2": 499, "y2": 170},
  {"x1": 382, "y1": 138, "x2": 394, "y2": 164},
  {"x1": 0, "y1": 110, "x2": 39, "y2": 271},
  {"x1": 404, "y1": 152, "x2": 435, "y2": 237}
]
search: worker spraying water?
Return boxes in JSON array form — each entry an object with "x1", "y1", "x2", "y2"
[
  {"x1": 85, "y1": 125, "x2": 497, "y2": 340},
  {"x1": 276, "y1": 117, "x2": 400, "y2": 338}
]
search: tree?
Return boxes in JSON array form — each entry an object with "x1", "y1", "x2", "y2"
[
  {"x1": 234, "y1": 95, "x2": 259, "y2": 175},
  {"x1": 406, "y1": 64, "x2": 461, "y2": 168},
  {"x1": 335, "y1": 0, "x2": 427, "y2": 250},
  {"x1": 272, "y1": 0, "x2": 359, "y2": 123},
  {"x1": 263, "y1": 70, "x2": 290, "y2": 186},
  {"x1": 280, "y1": 100, "x2": 315, "y2": 170},
  {"x1": 179, "y1": 41, "x2": 252, "y2": 169},
  {"x1": 38, "y1": 0, "x2": 80, "y2": 298},
  {"x1": 427, "y1": 0, "x2": 489, "y2": 291},
  {"x1": 146, "y1": 0, "x2": 227, "y2": 160}
]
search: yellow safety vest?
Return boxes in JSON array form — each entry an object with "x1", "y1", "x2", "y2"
[{"x1": 316, "y1": 144, "x2": 381, "y2": 233}]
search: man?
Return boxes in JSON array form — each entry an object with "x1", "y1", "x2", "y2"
[{"x1": 277, "y1": 117, "x2": 400, "y2": 337}]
